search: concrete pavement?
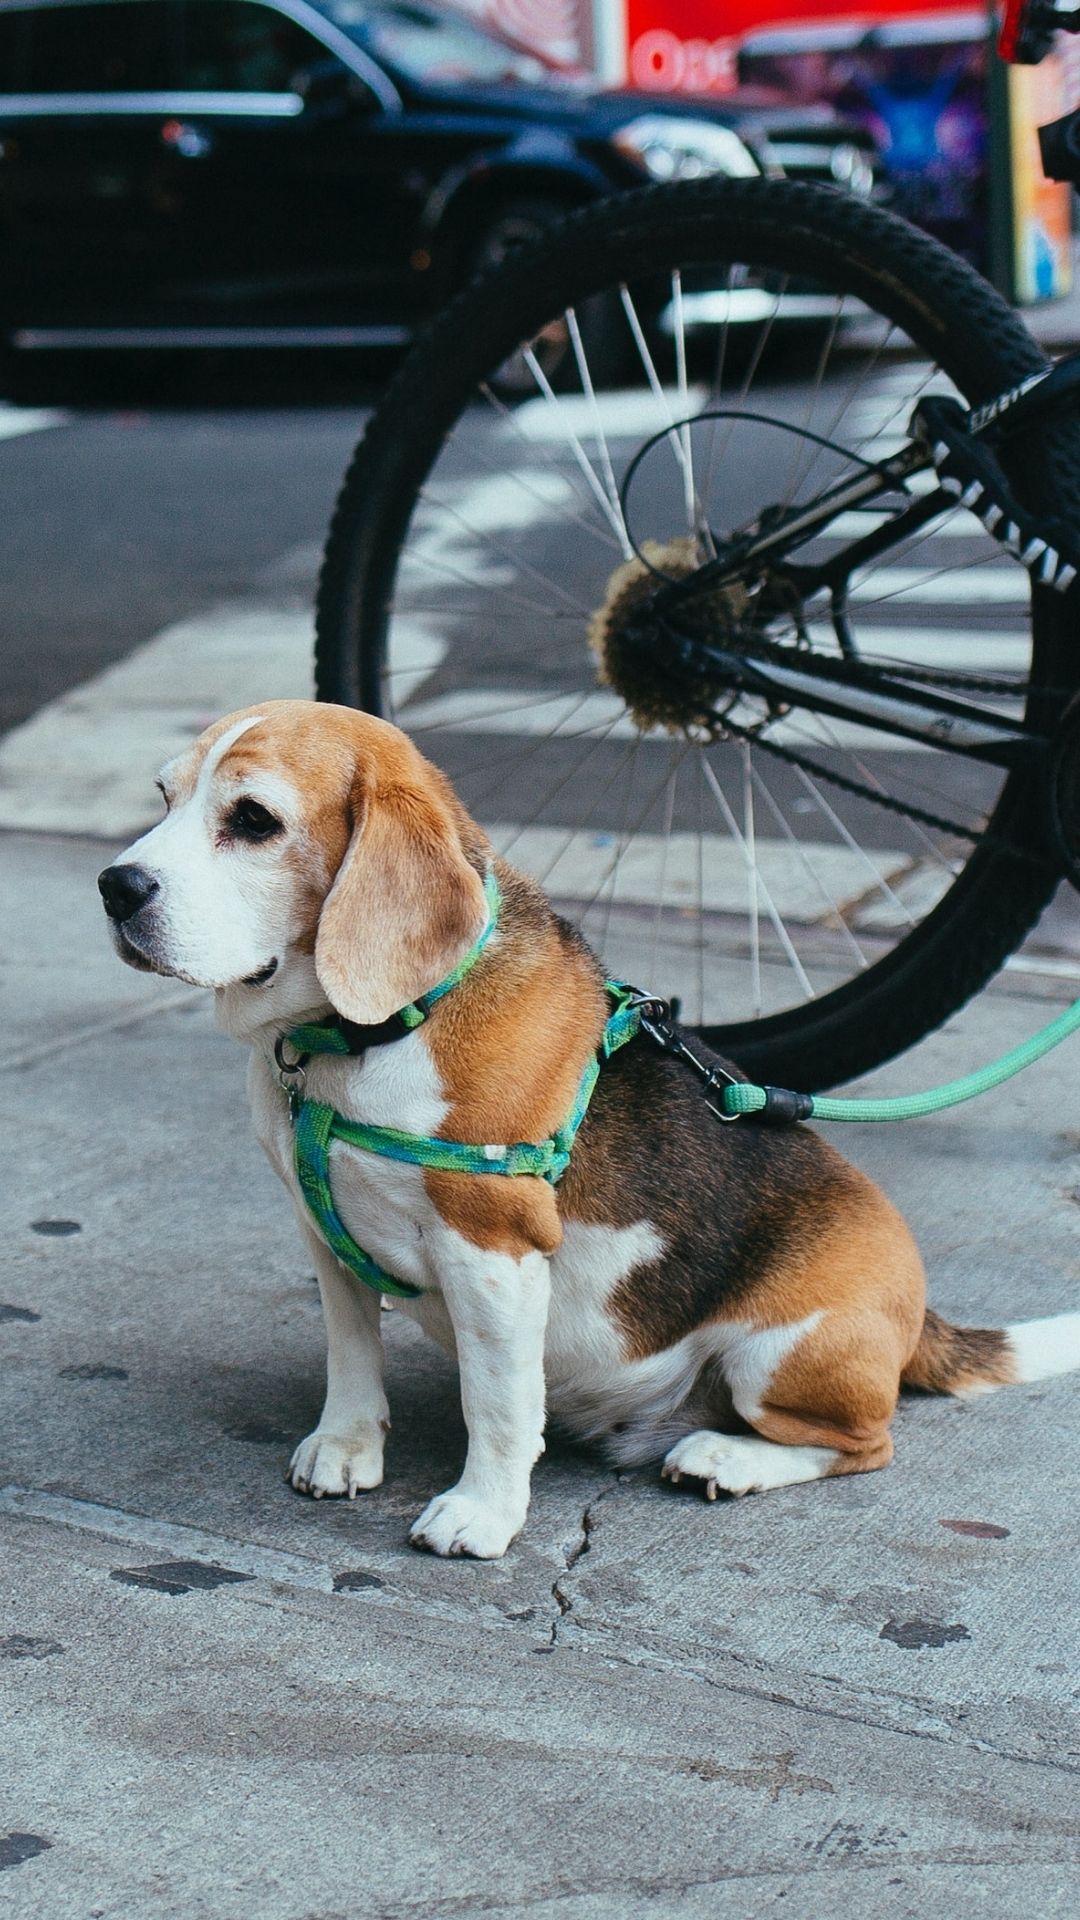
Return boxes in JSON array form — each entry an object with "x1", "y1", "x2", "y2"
[{"x1": 3, "y1": 815, "x2": 1080, "y2": 1918}]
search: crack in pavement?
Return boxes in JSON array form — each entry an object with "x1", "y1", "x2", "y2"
[{"x1": 546, "y1": 1476, "x2": 620, "y2": 1648}]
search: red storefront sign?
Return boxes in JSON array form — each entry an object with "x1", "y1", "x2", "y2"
[{"x1": 625, "y1": 0, "x2": 982, "y2": 94}]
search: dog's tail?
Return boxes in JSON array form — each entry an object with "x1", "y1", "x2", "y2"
[{"x1": 902, "y1": 1307, "x2": 1080, "y2": 1396}]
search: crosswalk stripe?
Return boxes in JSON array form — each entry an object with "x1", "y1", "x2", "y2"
[
  {"x1": 507, "y1": 387, "x2": 709, "y2": 441},
  {"x1": 0, "y1": 603, "x2": 314, "y2": 837},
  {"x1": 823, "y1": 510, "x2": 1001, "y2": 541},
  {"x1": 483, "y1": 821, "x2": 910, "y2": 924},
  {"x1": 850, "y1": 567, "x2": 1028, "y2": 604}
]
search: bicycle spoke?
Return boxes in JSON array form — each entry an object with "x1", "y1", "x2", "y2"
[
  {"x1": 572, "y1": 737, "x2": 695, "y2": 916},
  {"x1": 618, "y1": 283, "x2": 697, "y2": 500},
  {"x1": 521, "y1": 345, "x2": 632, "y2": 547},
  {"x1": 747, "y1": 759, "x2": 870, "y2": 971},
  {"x1": 790, "y1": 763, "x2": 916, "y2": 926},
  {"x1": 741, "y1": 741, "x2": 763, "y2": 1016},
  {"x1": 782, "y1": 298, "x2": 846, "y2": 508},
  {"x1": 565, "y1": 306, "x2": 634, "y2": 559},
  {"x1": 491, "y1": 713, "x2": 627, "y2": 863},
  {"x1": 670, "y1": 269, "x2": 707, "y2": 547},
  {"x1": 415, "y1": 488, "x2": 593, "y2": 613},
  {"x1": 648, "y1": 759, "x2": 680, "y2": 989},
  {"x1": 395, "y1": 545, "x2": 579, "y2": 617},
  {"x1": 461, "y1": 692, "x2": 618, "y2": 818},
  {"x1": 598, "y1": 728, "x2": 646, "y2": 956},
  {"x1": 461, "y1": 403, "x2": 625, "y2": 554},
  {"x1": 700, "y1": 753, "x2": 816, "y2": 1000}
]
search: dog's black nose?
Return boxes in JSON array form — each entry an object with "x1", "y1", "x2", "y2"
[{"x1": 98, "y1": 864, "x2": 159, "y2": 923}]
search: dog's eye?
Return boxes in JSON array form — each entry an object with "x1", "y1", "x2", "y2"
[
  {"x1": 155, "y1": 780, "x2": 170, "y2": 814},
  {"x1": 227, "y1": 798, "x2": 283, "y2": 843}
]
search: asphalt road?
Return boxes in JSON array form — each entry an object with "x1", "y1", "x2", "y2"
[{"x1": 0, "y1": 378, "x2": 375, "y2": 734}]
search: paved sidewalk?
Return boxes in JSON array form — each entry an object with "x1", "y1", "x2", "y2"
[{"x1": 3, "y1": 822, "x2": 1080, "y2": 1919}]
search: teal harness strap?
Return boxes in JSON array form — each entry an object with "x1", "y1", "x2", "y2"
[
  {"x1": 283, "y1": 977, "x2": 645, "y2": 1298},
  {"x1": 722, "y1": 993, "x2": 1080, "y2": 1123},
  {"x1": 293, "y1": 1098, "x2": 424, "y2": 1300}
]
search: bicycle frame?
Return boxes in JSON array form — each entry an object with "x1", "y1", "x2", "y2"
[{"x1": 638, "y1": 350, "x2": 1080, "y2": 770}]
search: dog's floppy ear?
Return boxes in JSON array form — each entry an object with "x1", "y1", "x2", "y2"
[{"x1": 314, "y1": 763, "x2": 489, "y2": 1025}]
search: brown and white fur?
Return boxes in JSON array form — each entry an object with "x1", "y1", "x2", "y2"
[{"x1": 100, "y1": 699, "x2": 1080, "y2": 1558}]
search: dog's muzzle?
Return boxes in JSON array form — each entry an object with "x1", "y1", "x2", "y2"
[{"x1": 98, "y1": 863, "x2": 159, "y2": 925}]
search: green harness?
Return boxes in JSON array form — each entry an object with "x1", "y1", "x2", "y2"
[{"x1": 275, "y1": 874, "x2": 645, "y2": 1299}]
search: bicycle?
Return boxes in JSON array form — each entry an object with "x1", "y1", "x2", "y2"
[{"x1": 315, "y1": 0, "x2": 1080, "y2": 1092}]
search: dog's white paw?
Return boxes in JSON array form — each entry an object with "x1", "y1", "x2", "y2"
[
  {"x1": 662, "y1": 1432, "x2": 763, "y2": 1499},
  {"x1": 409, "y1": 1488, "x2": 525, "y2": 1559},
  {"x1": 288, "y1": 1429, "x2": 384, "y2": 1499},
  {"x1": 662, "y1": 1430, "x2": 836, "y2": 1499}
]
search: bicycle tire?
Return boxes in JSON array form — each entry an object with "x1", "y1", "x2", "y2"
[{"x1": 316, "y1": 178, "x2": 1080, "y2": 1090}]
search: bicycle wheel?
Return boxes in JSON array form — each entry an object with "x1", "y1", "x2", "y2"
[{"x1": 316, "y1": 179, "x2": 1080, "y2": 1090}]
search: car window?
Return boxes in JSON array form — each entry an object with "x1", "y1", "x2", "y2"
[
  {"x1": 176, "y1": 0, "x2": 333, "y2": 90},
  {"x1": 322, "y1": 0, "x2": 552, "y2": 87},
  {"x1": 0, "y1": 0, "x2": 174, "y2": 91}
]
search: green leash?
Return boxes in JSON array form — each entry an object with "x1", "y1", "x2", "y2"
[{"x1": 701, "y1": 996, "x2": 1080, "y2": 1123}]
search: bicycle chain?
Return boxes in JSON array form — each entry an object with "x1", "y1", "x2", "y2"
[
  {"x1": 716, "y1": 713, "x2": 981, "y2": 842},
  {"x1": 715, "y1": 710, "x2": 1061, "y2": 866},
  {"x1": 679, "y1": 625, "x2": 1056, "y2": 854}
]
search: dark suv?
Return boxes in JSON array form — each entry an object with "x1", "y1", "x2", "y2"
[{"x1": 0, "y1": 0, "x2": 877, "y2": 353}]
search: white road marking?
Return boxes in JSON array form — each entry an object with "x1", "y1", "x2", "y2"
[
  {"x1": 0, "y1": 401, "x2": 67, "y2": 440},
  {"x1": 1003, "y1": 953, "x2": 1080, "y2": 982},
  {"x1": 850, "y1": 567, "x2": 1028, "y2": 604},
  {"x1": 1006, "y1": 1312, "x2": 1080, "y2": 1383},
  {"x1": 508, "y1": 386, "x2": 708, "y2": 441},
  {"x1": 0, "y1": 603, "x2": 315, "y2": 837},
  {"x1": 805, "y1": 627, "x2": 1027, "y2": 666},
  {"x1": 482, "y1": 820, "x2": 908, "y2": 923},
  {"x1": 4, "y1": 375, "x2": 1023, "y2": 866},
  {"x1": 0, "y1": 602, "x2": 445, "y2": 836},
  {"x1": 822, "y1": 510, "x2": 998, "y2": 541},
  {"x1": 413, "y1": 469, "x2": 580, "y2": 537}
]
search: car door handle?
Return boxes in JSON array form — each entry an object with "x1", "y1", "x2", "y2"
[{"x1": 160, "y1": 120, "x2": 213, "y2": 159}]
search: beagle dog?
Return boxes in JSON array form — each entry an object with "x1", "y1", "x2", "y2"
[{"x1": 99, "y1": 699, "x2": 1080, "y2": 1559}]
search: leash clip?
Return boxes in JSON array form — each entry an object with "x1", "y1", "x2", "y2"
[
  {"x1": 701, "y1": 1062, "x2": 742, "y2": 1123},
  {"x1": 635, "y1": 998, "x2": 742, "y2": 1121},
  {"x1": 274, "y1": 1035, "x2": 308, "y2": 1119}
]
